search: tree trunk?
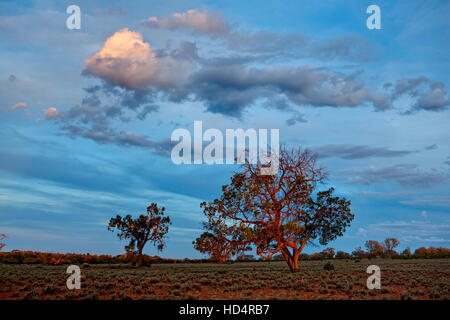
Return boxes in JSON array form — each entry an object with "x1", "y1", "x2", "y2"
[
  {"x1": 137, "y1": 245, "x2": 144, "y2": 267},
  {"x1": 281, "y1": 247, "x2": 300, "y2": 272}
]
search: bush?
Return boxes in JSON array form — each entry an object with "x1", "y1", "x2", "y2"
[{"x1": 323, "y1": 262, "x2": 335, "y2": 271}]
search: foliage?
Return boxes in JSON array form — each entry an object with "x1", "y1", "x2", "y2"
[
  {"x1": 383, "y1": 238, "x2": 400, "y2": 258},
  {"x1": 365, "y1": 240, "x2": 384, "y2": 258},
  {"x1": 194, "y1": 146, "x2": 354, "y2": 272},
  {"x1": 108, "y1": 203, "x2": 171, "y2": 267},
  {"x1": 323, "y1": 261, "x2": 335, "y2": 271}
]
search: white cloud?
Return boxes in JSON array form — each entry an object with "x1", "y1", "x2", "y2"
[
  {"x1": 143, "y1": 9, "x2": 229, "y2": 36},
  {"x1": 82, "y1": 28, "x2": 194, "y2": 92}
]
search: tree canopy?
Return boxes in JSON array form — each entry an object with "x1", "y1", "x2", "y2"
[
  {"x1": 194, "y1": 146, "x2": 354, "y2": 272},
  {"x1": 108, "y1": 203, "x2": 171, "y2": 267}
]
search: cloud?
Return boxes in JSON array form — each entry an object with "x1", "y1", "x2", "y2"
[
  {"x1": 143, "y1": 10, "x2": 378, "y2": 62},
  {"x1": 44, "y1": 107, "x2": 60, "y2": 119},
  {"x1": 11, "y1": 102, "x2": 27, "y2": 110},
  {"x1": 401, "y1": 196, "x2": 450, "y2": 208},
  {"x1": 386, "y1": 76, "x2": 450, "y2": 113},
  {"x1": 416, "y1": 82, "x2": 450, "y2": 111},
  {"x1": 81, "y1": 28, "x2": 390, "y2": 119},
  {"x1": 341, "y1": 164, "x2": 447, "y2": 187},
  {"x1": 425, "y1": 144, "x2": 438, "y2": 151},
  {"x1": 313, "y1": 144, "x2": 413, "y2": 159},
  {"x1": 362, "y1": 220, "x2": 450, "y2": 244},
  {"x1": 187, "y1": 65, "x2": 389, "y2": 116},
  {"x1": 286, "y1": 112, "x2": 307, "y2": 126},
  {"x1": 359, "y1": 190, "x2": 411, "y2": 198},
  {"x1": 81, "y1": 129, "x2": 172, "y2": 156},
  {"x1": 82, "y1": 28, "x2": 194, "y2": 92},
  {"x1": 142, "y1": 9, "x2": 230, "y2": 36}
]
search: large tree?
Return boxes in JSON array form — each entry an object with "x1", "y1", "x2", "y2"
[
  {"x1": 108, "y1": 203, "x2": 171, "y2": 267},
  {"x1": 194, "y1": 146, "x2": 354, "y2": 272}
]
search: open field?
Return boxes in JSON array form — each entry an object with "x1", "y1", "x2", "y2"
[{"x1": 0, "y1": 259, "x2": 448, "y2": 300}]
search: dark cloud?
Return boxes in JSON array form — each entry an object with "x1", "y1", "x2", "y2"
[
  {"x1": 186, "y1": 65, "x2": 389, "y2": 117},
  {"x1": 425, "y1": 144, "x2": 438, "y2": 151},
  {"x1": 341, "y1": 164, "x2": 448, "y2": 187},
  {"x1": 314, "y1": 145, "x2": 414, "y2": 159},
  {"x1": 386, "y1": 76, "x2": 450, "y2": 113},
  {"x1": 49, "y1": 82, "x2": 167, "y2": 154},
  {"x1": 309, "y1": 34, "x2": 378, "y2": 62},
  {"x1": 286, "y1": 112, "x2": 307, "y2": 126},
  {"x1": 445, "y1": 157, "x2": 450, "y2": 166},
  {"x1": 389, "y1": 76, "x2": 429, "y2": 99}
]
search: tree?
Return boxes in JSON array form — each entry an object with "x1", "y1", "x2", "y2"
[
  {"x1": 351, "y1": 246, "x2": 366, "y2": 259},
  {"x1": 108, "y1": 203, "x2": 171, "y2": 267},
  {"x1": 335, "y1": 250, "x2": 351, "y2": 259},
  {"x1": 365, "y1": 240, "x2": 384, "y2": 258},
  {"x1": 401, "y1": 247, "x2": 411, "y2": 257},
  {"x1": 0, "y1": 234, "x2": 7, "y2": 251},
  {"x1": 321, "y1": 247, "x2": 335, "y2": 259},
  {"x1": 236, "y1": 254, "x2": 255, "y2": 261},
  {"x1": 192, "y1": 229, "x2": 250, "y2": 263},
  {"x1": 383, "y1": 238, "x2": 400, "y2": 258},
  {"x1": 195, "y1": 146, "x2": 354, "y2": 272}
]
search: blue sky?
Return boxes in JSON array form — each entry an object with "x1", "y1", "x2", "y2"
[{"x1": 0, "y1": 0, "x2": 449, "y2": 258}]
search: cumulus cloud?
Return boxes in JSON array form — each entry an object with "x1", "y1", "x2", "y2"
[
  {"x1": 82, "y1": 28, "x2": 194, "y2": 92},
  {"x1": 416, "y1": 82, "x2": 450, "y2": 111},
  {"x1": 80, "y1": 28, "x2": 390, "y2": 118},
  {"x1": 385, "y1": 76, "x2": 450, "y2": 113},
  {"x1": 44, "y1": 107, "x2": 60, "y2": 119},
  {"x1": 142, "y1": 9, "x2": 230, "y2": 36}
]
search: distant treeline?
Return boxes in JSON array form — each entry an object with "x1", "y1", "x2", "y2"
[
  {"x1": 0, "y1": 251, "x2": 211, "y2": 265},
  {"x1": 1, "y1": 245, "x2": 449, "y2": 265}
]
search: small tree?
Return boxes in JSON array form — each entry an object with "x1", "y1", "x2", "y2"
[
  {"x1": 0, "y1": 234, "x2": 7, "y2": 251},
  {"x1": 351, "y1": 246, "x2": 366, "y2": 259},
  {"x1": 401, "y1": 247, "x2": 411, "y2": 257},
  {"x1": 195, "y1": 146, "x2": 354, "y2": 272},
  {"x1": 335, "y1": 250, "x2": 351, "y2": 259},
  {"x1": 321, "y1": 247, "x2": 335, "y2": 259},
  {"x1": 365, "y1": 240, "x2": 384, "y2": 259},
  {"x1": 108, "y1": 203, "x2": 171, "y2": 267},
  {"x1": 383, "y1": 238, "x2": 400, "y2": 258}
]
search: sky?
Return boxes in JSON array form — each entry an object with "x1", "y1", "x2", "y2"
[{"x1": 0, "y1": 0, "x2": 449, "y2": 258}]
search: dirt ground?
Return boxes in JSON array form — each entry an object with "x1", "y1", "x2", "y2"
[{"x1": 0, "y1": 259, "x2": 448, "y2": 300}]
